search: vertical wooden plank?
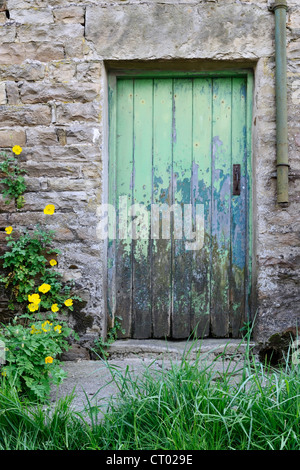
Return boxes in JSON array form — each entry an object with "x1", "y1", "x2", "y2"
[
  {"x1": 172, "y1": 78, "x2": 193, "y2": 338},
  {"x1": 210, "y1": 78, "x2": 232, "y2": 337},
  {"x1": 245, "y1": 72, "x2": 254, "y2": 327},
  {"x1": 191, "y1": 78, "x2": 212, "y2": 337},
  {"x1": 115, "y1": 79, "x2": 134, "y2": 337},
  {"x1": 132, "y1": 79, "x2": 153, "y2": 338},
  {"x1": 231, "y1": 77, "x2": 247, "y2": 337},
  {"x1": 151, "y1": 78, "x2": 173, "y2": 338},
  {"x1": 107, "y1": 76, "x2": 117, "y2": 329}
]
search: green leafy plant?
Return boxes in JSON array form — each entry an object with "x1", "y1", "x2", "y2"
[
  {"x1": 0, "y1": 318, "x2": 74, "y2": 401},
  {"x1": 0, "y1": 224, "x2": 80, "y2": 400},
  {"x1": 0, "y1": 220, "x2": 81, "y2": 400},
  {"x1": 0, "y1": 225, "x2": 80, "y2": 313},
  {"x1": 92, "y1": 317, "x2": 125, "y2": 358},
  {"x1": 0, "y1": 148, "x2": 27, "y2": 209},
  {"x1": 0, "y1": 147, "x2": 82, "y2": 401}
]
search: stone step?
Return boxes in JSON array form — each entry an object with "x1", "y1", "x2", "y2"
[
  {"x1": 107, "y1": 338, "x2": 256, "y2": 361},
  {"x1": 51, "y1": 339, "x2": 257, "y2": 414}
]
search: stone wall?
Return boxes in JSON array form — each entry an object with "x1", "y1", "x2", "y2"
[{"x1": 0, "y1": 0, "x2": 299, "y2": 346}]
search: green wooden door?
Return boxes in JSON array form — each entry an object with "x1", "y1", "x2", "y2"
[{"x1": 108, "y1": 74, "x2": 252, "y2": 339}]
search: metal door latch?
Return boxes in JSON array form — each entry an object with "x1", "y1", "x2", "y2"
[{"x1": 233, "y1": 164, "x2": 241, "y2": 196}]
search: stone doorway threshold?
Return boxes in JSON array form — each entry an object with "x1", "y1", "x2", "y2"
[
  {"x1": 107, "y1": 338, "x2": 255, "y2": 360},
  {"x1": 50, "y1": 339, "x2": 256, "y2": 415}
]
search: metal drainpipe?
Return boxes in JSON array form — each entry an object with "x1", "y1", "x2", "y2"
[{"x1": 272, "y1": 0, "x2": 289, "y2": 206}]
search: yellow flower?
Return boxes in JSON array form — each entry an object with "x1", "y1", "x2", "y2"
[
  {"x1": 51, "y1": 304, "x2": 59, "y2": 313},
  {"x1": 28, "y1": 293, "x2": 41, "y2": 304},
  {"x1": 31, "y1": 325, "x2": 41, "y2": 335},
  {"x1": 64, "y1": 299, "x2": 73, "y2": 307},
  {"x1": 44, "y1": 204, "x2": 55, "y2": 215},
  {"x1": 38, "y1": 283, "x2": 51, "y2": 294},
  {"x1": 42, "y1": 320, "x2": 52, "y2": 332},
  {"x1": 1, "y1": 369, "x2": 7, "y2": 377},
  {"x1": 12, "y1": 145, "x2": 22, "y2": 155},
  {"x1": 5, "y1": 226, "x2": 13, "y2": 235},
  {"x1": 45, "y1": 356, "x2": 53, "y2": 364},
  {"x1": 28, "y1": 303, "x2": 39, "y2": 312},
  {"x1": 49, "y1": 259, "x2": 57, "y2": 267},
  {"x1": 54, "y1": 325, "x2": 62, "y2": 334}
]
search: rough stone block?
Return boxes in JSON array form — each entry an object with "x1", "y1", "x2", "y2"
[
  {"x1": 23, "y1": 176, "x2": 48, "y2": 192},
  {"x1": 17, "y1": 23, "x2": 83, "y2": 43},
  {"x1": 52, "y1": 226, "x2": 76, "y2": 241},
  {"x1": 0, "y1": 194, "x2": 16, "y2": 213},
  {"x1": 0, "y1": 12, "x2": 7, "y2": 24},
  {"x1": 66, "y1": 124, "x2": 102, "y2": 145},
  {"x1": 0, "y1": 128, "x2": 26, "y2": 147},
  {"x1": 56, "y1": 102, "x2": 101, "y2": 124},
  {"x1": 0, "y1": 81, "x2": 6, "y2": 104},
  {"x1": 22, "y1": 144, "x2": 101, "y2": 163},
  {"x1": 48, "y1": 62, "x2": 76, "y2": 83},
  {"x1": 9, "y1": 8, "x2": 54, "y2": 24},
  {"x1": 288, "y1": 39, "x2": 300, "y2": 59},
  {"x1": 22, "y1": 190, "x2": 88, "y2": 212},
  {"x1": 5, "y1": 81, "x2": 20, "y2": 105},
  {"x1": 81, "y1": 164, "x2": 102, "y2": 180},
  {"x1": 64, "y1": 37, "x2": 91, "y2": 59},
  {"x1": 25, "y1": 126, "x2": 58, "y2": 146},
  {"x1": 76, "y1": 62, "x2": 102, "y2": 82},
  {"x1": 7, "y1": 0, "x2": 46, "y2": 7},
  {"x1": 288, "y1": 10, "x2": 300, "y2": 32},
  {"x1": 47, "y1": 177, "x2": 88, "y2": 192},
  {"x1": 56, "y1": 128, "x2": 67, "y2": 146},
  {"x1": 0, "y1": 24, "x2": 16, "y2": 42},
  {"x1": 0, "y1": 63, "x2": 46, "y2": 81},
  {"x1": 53, "y1": 6, "x2": 85, "y2": 24},
  {"x1": 0, "y1": 1, "x2": 7, "y2": 12},
  {"x1": 0, "y1": 104, "x2": 51, "y2": 126},
  {"x1": 60, "y1": 344, "x2": 90, "y2": 361},
  {"x1": 76, "y1": 226, "x2": 98, "y2": 241},
  {"x1": 0, "y1": 42, "x2": 64, "y2": 64},
  {"x1": 85, "y1": 3, "x2": 274, "y2": 60},
  {"x1": 19, "y1": 81, "x2": 100, "y2": 104},
  {"x1": 0, "y1": 213, "x2": 8, "y2": 227}
]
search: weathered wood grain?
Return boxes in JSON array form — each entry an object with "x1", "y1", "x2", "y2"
[
  {"x1": 132, "y1": 79, "x2": 152, "y2": 338},
  {"x1": 210, "y1": 78, "x2": 232, "y2": 337},
  {"x1": 230, "y1": 77, "x2": 247, "y2": 337},
  {"x1": 115, "y1": 79, "x2": 134, "y2": 337},
  {"x1": 190, "y1": 78, "x2": 212, "y2": 338},
  {"x1": 151, "y1": 78, "x2": 173, "y2": 338},
  {"x1": 111, "y1": 75, "x2": 251, "y2": 340},
  {"x1": 172, "y1": 79, "x2": 193, "y2": 338}
]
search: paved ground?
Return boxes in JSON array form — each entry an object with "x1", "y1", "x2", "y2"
[{"x1": 50, "y1": 339, "x2": 256, "y2": 417}]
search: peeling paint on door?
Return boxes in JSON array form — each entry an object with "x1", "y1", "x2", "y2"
[{"x1": 108, "y1": 74, "x2": 252, "y2": 339}]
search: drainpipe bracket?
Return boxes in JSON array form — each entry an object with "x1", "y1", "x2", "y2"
[{"x1": 268, "y1": 1, "x2": 288, "y2": 12}]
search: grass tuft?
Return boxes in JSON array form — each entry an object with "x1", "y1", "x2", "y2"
[{"x1": 0, "y1": 338, "x2": 300, "y2": 450}]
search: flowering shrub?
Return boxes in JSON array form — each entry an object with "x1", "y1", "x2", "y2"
[
  {"x1": 0, "y1": 146, "x2": 81, "y2": 401},
  {"x1": 0, "y1": 318, "x2": 73, "y2": 401},
  {"x1": 0, "y1": 225, "x2": 81, "y2": 314}
]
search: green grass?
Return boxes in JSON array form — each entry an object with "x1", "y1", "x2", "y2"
[{"x1": 0, "y1": 340, "x2": 300, "y2": 450}]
